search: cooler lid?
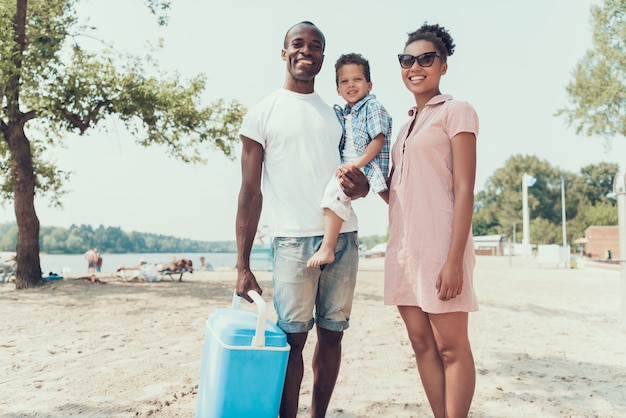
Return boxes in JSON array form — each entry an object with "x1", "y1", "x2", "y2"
[{"x1": 208, "y1": 308, "x2": 287, "y2": 348}]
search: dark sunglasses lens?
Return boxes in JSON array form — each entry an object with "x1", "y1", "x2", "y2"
[
  {"x1": 399, "y1": 55, "x2": 415, "y2": 69},
  {"x1": 417, "y1": 53, "x2": 436, "y2": 67}
]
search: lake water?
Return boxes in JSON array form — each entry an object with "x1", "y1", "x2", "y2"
[{"x1": 39, "y1": 251, "x2": 272, "y2": 276}]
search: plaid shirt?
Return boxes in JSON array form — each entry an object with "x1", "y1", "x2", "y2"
[{"x1": 334, "y1": 94, "x2": 392, "y2": 193}]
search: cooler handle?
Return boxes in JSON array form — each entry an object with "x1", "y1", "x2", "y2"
[{"x1": 231, "y1": 290, "x2": 267, "y2": 348}]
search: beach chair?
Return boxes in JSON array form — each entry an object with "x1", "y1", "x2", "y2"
[
  {"x1": 0, "y1": 261, "x2": 16, "y2": 283},
  {"x1": 158, "y1": 267, "x2": 192, "y2": 282},
  {"x1": 117, "y1": 263, "x2": 159, "y2": 282}
]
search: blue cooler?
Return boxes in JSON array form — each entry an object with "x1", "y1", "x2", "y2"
[{"x1": 196, "y1": 290, "x2": 290, "y2": 418}]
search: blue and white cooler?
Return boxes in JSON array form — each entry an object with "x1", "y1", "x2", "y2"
[{"x1": 196, "y1": 290, "x2": 290, "y2": 418}]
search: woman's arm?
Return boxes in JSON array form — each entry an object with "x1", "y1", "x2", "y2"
[
  {"x1": 378, "y1": 165, "x2": 394, "y2": 204},
  {"x1": 436, "y1": 131, "x2": 476, "y2": 301}
]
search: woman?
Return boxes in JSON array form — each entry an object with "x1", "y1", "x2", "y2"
[{"x1": 384, "y1": 23, "x2": 479, "y2": 418}]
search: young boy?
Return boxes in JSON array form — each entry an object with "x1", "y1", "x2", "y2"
[{"x1": 307, "y1": 53, "x2": 392, "y2": 267}]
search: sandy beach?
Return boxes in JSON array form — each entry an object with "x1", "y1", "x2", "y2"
[{"x1": 1, "y1": 256, "x2": 625, "y2": 418}]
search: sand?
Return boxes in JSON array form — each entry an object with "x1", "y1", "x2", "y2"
[{"x1": 1, "y1": 256, "x2": 625, "y2": 417}]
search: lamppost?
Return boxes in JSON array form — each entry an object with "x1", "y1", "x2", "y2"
[
  {"x1": 614, "y1": 171, "x2": 626, "y2": 322},
  {"x1": 522, "y1": 173, "x2": 536, "y2": 256}
]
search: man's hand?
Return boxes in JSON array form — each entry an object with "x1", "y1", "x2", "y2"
[
  {"x1": 236, "y1": 269, "x2": 263, "y2": 303},
  {"x1": 337, "y1": 165, "x2": 369, "y2": 199}
]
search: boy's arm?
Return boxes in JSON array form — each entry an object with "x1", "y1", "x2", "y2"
[{"x1": 350, "y1": 133, "x2": 385, "y2": 169}]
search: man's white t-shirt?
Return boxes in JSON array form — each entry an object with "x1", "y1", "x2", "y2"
[{"x1": 239, "y1": 88, "x2": 358, "y2": 237}]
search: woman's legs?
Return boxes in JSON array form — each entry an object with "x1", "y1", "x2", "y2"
[
  {"x1": 398, "y1": 306, "x2": 475, "y2": 418},
  {"x1": 430, "y1": 311, "x2": 475, "y2": 418},
  {"x1": 398, "y1": 306, "x2": 446, "y2": 417}
]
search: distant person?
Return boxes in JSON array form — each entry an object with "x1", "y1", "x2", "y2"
[
  {"x1": 255, "y1": 229, "x2": 266, "y2": 245},
  {"x1": 307, "y1": 52, "x2": 392, "y2": 268},
  {"x1": 199, "y1": 257, "x2": 213, "y2": 272},
  {"x1": 384, "y1": 23, "x2": 479, "y2": 417},
  {"x1": 95, "y1": 253, "x2": 103, "y2": 273},
  {"x1": 159, "y1": 257, "x2": 193, "y2": 272},
  {"x1": 83, "y1": 248, "x2": 97, "y2": 273},
  {"x1": 116, "y1": 260, "x2": 147, "y2": 273},
  {"x1": 116, "y1": 260, "x2": 158, "y2": 282},
  {"x1": 0, "y1": 253, "x2": 16, "y2": 282}
]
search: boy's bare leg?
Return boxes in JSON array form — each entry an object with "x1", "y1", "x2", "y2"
[{"x1": 307, "y1": 208, "x2": 343, "y2": 267}]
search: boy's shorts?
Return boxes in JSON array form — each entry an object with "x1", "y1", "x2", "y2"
[
  {"x1": 271, "y1": 231, "x2": 359, "y2": 333},
  {"x1": 320, "y1": 175, "x2": 352, "y2": 221}
]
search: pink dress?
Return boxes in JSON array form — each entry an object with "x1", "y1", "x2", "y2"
[{"x1": 384, "y1": 94, "x2": 479, "y2": 313}]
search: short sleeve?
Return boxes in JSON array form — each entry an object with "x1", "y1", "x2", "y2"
[
  {"x1": 238, "y1": 95, "x2": 274, "y2": 149},
  {"x1": 446, "y1": 101, "x2": 479, "y2": 140},
  {"x1": 365, "y1": 100, "x2": 393, "y2": 140}
]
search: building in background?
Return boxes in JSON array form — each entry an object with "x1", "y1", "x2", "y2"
[{"x1": 584, "y1": 226, "x2": 619, "y2": 260}]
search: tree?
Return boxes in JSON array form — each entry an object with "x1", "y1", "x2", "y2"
[
  {"x1": 473, "y1": 156, "x2": 617, "y2": 245},
  {"x1": 577, "y1": 162, "x2": 618, "y2": 205},
  {"x1": 530, "y1": 217, "x2": 561, "y2": 246},
  {"x1": 473, "y1": 154, "x2": 561, "y2": 239},
  {"x1": 0, "y1": 0, "x2": 245, "y2": 288},
  {"x1": 556, "y1": 0, "x2": 626, "y2": 143}
]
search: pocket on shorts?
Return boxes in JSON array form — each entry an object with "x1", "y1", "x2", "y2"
[
  {"x1": 274, "y1": 237, "x2": 303, "y2": 249},
  {"x1": 273, "y1": 236, "x2": 309, "y2": 264}
]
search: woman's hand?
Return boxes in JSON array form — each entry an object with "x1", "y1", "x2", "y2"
[{"x1": 435, "y1": 260, "x2": 463, "y2": 301}]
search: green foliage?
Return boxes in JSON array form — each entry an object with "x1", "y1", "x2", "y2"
[
  {"x1": 0, "y1": 221, "x2": 387, "y2": 254},
  {"x1": 473, "y1": 154, "x2": 618, "y2": 245},
  {"x1": 0, "y1": 0, "x2": 246, "y2": 287},
  {"x1": 1, "y1": 0, "x2": 245, "y2": 202},
  {"x1": 145, "y1": 0, "x2": 171, "y2": 26},
  {"x1": 0, "y1": 222, "x2": 18, "y2": 250},
  {"x1": 530, "y1": 217, "x2": 561, "y2": 245},
  {"x1": 359, "y1": 234, "x2": 387, "y2": 250},
  {"x1": 473, "y1": 155, "x2": 562, "y2": 237},
  {"x1": 556, "y1": 0, "x2": 626, "y2": 141},
  {"x1": 0, "y1": 222, "x2": 237, "y2": 254},
  {"x1": 576, "y1": 162, "x2": 618, "y2": 205},
  {"x1": 568, "y1": 201, "x2": 618, "y2": 240}
]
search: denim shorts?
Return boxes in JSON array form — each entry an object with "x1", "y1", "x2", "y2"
[{"x1": 272, "y1": 231, "x2": 359, "y2": 333}]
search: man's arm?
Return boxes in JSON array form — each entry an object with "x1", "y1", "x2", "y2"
[{"x1": 235, "y1": 136, "x2": 264, "y2": 302}]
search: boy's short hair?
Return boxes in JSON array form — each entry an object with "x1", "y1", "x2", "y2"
[{"x1": 335, "y1": 53, "x2": 371, "y2": 85}]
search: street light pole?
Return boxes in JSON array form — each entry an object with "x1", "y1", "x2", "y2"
[
  {"x1": 561, "y1": 176, "x2": 569, "y2": 269},
  {"x1": 614, "y1": 171, "x2": 626, "y2": 322},
  {"x1": 522, "y1": 173, "x2": 536, "y2": 256},
  {"x1": 561, "y1": 176, "x2": 567, "y2": 247},
  {"x1": 522, "y1": 173, "x2": 531, "y2": 255}
]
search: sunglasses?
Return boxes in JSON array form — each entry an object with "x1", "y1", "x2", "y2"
[{"x1": 397, "y1": 52, "x2": 442, "y2": 69}]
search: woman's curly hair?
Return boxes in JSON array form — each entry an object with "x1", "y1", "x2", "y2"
[{"x1": 405, "y1": 23, "x2": 456, "y2": 61}]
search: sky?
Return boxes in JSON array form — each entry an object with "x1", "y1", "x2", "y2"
[{"x1": 1, "y1": 0, "x2": 624, "y2": 243}]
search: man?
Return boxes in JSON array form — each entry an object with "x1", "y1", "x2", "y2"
[
  {"x1": 235, "y1": 21, "x2": 369, "y2": 418},
  {"x1": 83, "y1": 248, "x2": 97, "y2": 273}
]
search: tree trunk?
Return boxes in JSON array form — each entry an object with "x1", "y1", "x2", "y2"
[{"x1": 7, "y1": 122, "x2": 42, "y2": 289}]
